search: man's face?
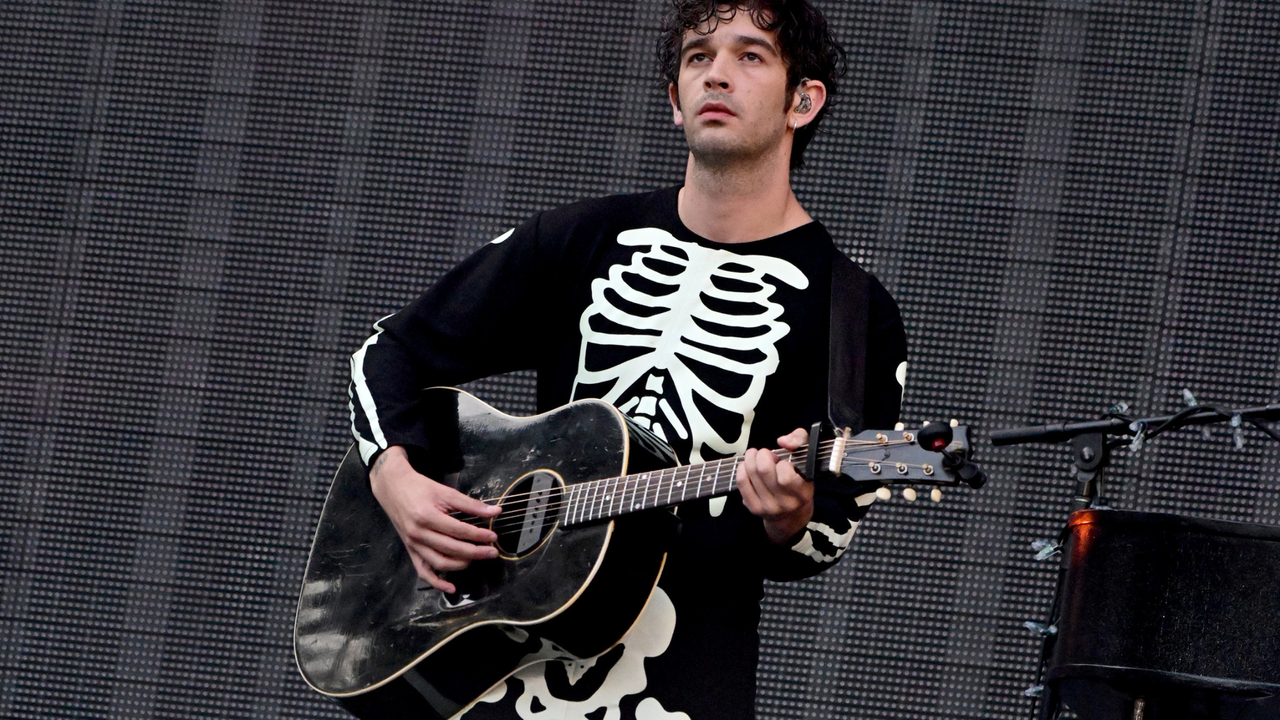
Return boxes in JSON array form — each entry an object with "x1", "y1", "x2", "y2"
[{"x1": 670, "y1": 10, "x2": 791, "y2": 167}]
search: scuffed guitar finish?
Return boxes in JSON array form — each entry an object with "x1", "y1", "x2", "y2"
[{"x1": 294, "y1": 388, "x2": 677, "y2": 718}]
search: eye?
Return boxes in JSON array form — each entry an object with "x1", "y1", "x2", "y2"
[
  {"x1": 742, "y1": 52, "x2": 762, "y2": 62},
  {"x1": 686, "y1": 52, "x2": 710, "y2": 64}
]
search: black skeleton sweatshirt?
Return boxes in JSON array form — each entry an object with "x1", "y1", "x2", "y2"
[{"x1": 349, "y1": 186, "x2": 908, "y2": 720}]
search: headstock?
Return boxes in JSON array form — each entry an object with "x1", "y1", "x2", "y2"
[{"x1": 830, "y1": 421, "x2": 986, "y2": 501}]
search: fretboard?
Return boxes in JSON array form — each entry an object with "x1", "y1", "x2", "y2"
[{"x1": 561, "y1": 447, "x2": 811, "y2": 526}]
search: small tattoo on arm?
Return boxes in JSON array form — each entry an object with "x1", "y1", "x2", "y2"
[{"x1": 373, "y1": 452, "x2": 388, "y2": 474}]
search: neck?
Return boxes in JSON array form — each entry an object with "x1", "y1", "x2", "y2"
[
  {"x1": 562, "y1": 446, "x2": 809, "y2": 526},
  {"x1": 678, "y1": 144, "x2": 812, "y2": 244}
]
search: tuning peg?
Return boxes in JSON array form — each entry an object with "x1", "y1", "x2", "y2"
[
  {"x1": 930, "y1": 488, "x2": 943, "y2": 502},
  {"x1": 950, "y1": 418, "x2": 958, "y2": 428},
  {"x1": 1023, "y1": 685, "x2": 1044, "y2": 698},
  {"x1": 894, "y1": 422, "x2": 905, "y2": 431},
  {"x1": 917, "y1": 423, "x2": 953, "y2": 451},
  {"x1": 903, "y1": 487, "x2": 918, "y2": 502},
  {"x1": 875, "y1": 487, "x2": 892, "y2": 501}
]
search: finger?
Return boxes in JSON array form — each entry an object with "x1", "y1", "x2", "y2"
[
  {"x1": 773, "y1": 458, "x2": 804, "y2": 489},
  {"x1": 777, "y1": 427, "x2": 808, "y2": 450},
  {"x1": 768, "y1": 456, "x2": 798, "y2": 489},
  {"x1": 415, "y1": 506, "x2": 500, "y2": 545},
  {"x1": 736, "y1": 451, "x2": 765, "y2": 514},
  {"x1": 408, "y1": 550, "x2": 455, "y2": 594},
  {"x1": 740, "y1": 450, "x2": 783, "y2": 517},
  {"x1": 774, "y1": 463, "x2": 813, "y2": 509},
  {"x1": 751, "y1": 448, "x2": 781, "y2": 491},
  {"x1": 441, "y1": 485, "x2": 503, "y2": 518},
  {"x1": 418, "y1": 544, "x2": 475, "y2": 574},
  {"x1": 412, "y1": 527, "x2": 499, "y2": 563}
]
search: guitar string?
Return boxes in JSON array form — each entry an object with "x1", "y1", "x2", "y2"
[
  {"x1": 443, "y1": 437, "x2": 924, "y2": 529},
  {"x1": 445, "y1": 437, "x2": 915, "y2": 511},
  {"x1": 452, "y1": 448, "x2": 941, "y2": 534},
  {"x1": 438, "y1": 435, "x2": 897, "y2": 518},
  {"x1": 463, "y1": 450, "x2": 815, "y2": 534},
  {"x1": 466, "y1": 453, "x2": 944, "y2": 536}
]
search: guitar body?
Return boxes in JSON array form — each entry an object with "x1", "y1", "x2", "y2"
[{"x1": 294, "y1": 388, "x2": 679, "y2": 719}]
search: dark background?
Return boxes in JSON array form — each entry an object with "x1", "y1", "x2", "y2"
[{"x1": 2, "y1": 0, "x2": 1278, "y2": 717}]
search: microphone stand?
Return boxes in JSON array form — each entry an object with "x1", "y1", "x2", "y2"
[{"x1": 990, "y1": 403, "x2": 1280, "y2": 511}]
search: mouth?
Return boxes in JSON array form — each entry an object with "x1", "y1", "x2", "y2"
[{"x1": 697, "y1": 102, "x2": 735, "y2": 120}]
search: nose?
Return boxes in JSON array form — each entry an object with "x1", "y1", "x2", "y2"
[{"x1": 703, "y1": 56, "x2": 732, "y2": 90}]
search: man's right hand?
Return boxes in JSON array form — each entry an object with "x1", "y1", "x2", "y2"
[{"x1": 368, "y1": 445, "x2": 502, "y2": 594}]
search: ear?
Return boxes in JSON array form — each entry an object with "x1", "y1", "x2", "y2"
[
  {"x1": 790, "y1": 79, "x2": 828, "y2": 130},
  {"x1": 669, "y1": 83, "x2": 685, "y2": 128}
]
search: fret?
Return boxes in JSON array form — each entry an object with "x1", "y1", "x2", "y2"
[
  {"x1": 567, "y1": 484, "x2": 580, "y2": 525},
  {"x1": 566, "y1": 444, "x2": 828, "y2": 525},
  {"x1": 629, "y1": 473, "x2": 642, "y2": 511},
  {"x1": 562, "y1": 440, "x2": 853, "y2": 525},
  {"x1": 587, "y1": 479, "x2": 601, "y2": 523}
]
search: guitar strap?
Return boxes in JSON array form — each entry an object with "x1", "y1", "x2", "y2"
[{"x1": 827, "y1": 250, "x2": 869, "y2": 434}]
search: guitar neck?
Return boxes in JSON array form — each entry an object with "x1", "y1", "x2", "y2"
[{"x1": 560, "y1": 447, "x2": 811, "y2": 527}]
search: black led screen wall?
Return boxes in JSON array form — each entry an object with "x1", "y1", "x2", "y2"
[{"x1": 2, "y1": 0, "x2": 1278, "y2": 718}]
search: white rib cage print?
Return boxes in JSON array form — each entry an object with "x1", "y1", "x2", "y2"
[{"x1": 572, "y1": 227, "x2": 808, "y2": 464}]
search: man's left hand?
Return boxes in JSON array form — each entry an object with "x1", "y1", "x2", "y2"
[{"x1": 736, "y1": 427, "x2": 813, "y2": 545}]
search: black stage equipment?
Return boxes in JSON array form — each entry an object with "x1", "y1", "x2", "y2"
[
  {"x1": 1041, "y1": 509, "x2": 1280, "y2": 720},
  {"x1": 995, "y1": 405, "x2": 1280, "y2": 720}
]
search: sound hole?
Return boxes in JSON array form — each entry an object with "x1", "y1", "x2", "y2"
[{"x1": 494, "y1": 470, "x2": 565, "y2": 558}]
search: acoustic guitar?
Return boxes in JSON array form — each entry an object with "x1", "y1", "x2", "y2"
[{"x1": 294, "y1": 387, "x2": 981, "y2": 719}]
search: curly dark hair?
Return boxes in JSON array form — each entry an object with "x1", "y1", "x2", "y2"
[{"x1": 657, "y1": 0, "x2": 847, "y2": 170}]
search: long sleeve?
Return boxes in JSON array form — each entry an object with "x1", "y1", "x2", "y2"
[
  {"x1": 348, "y1": 217, "x2": 551, "y2": 465},
  {"x1": 761, "y1": 274, "x2": 908, "y2": 581}
]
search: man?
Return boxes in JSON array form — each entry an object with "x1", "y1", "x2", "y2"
[{"x1": 348, "y1": 1, "x2": 907, "y2": 717}]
